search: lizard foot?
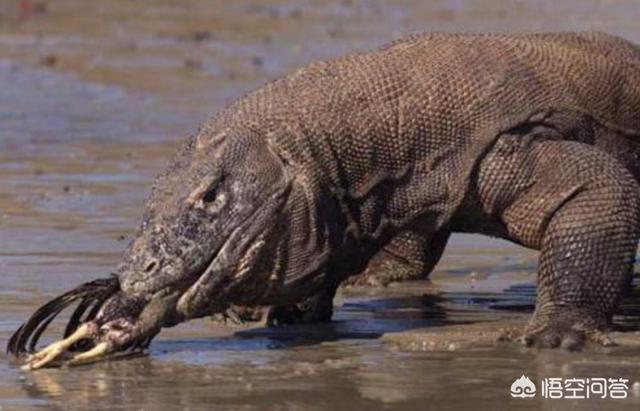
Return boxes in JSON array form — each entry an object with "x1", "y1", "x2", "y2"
[
  {"x1": 209, "y1": 305, "x2": 265, "y2": 325},
  {"x1": 519, "y1": 310, "x2": 615, "y2": 350},
  {"x1": 266, "y1": 295, "x2": 333, "y2": 327}
]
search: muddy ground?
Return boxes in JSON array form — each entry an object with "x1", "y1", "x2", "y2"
[{"x1": 1, "y1": 1, "x2": 640, "y2": 410}]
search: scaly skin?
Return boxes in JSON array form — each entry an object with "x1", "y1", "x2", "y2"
[
  {"x1": 468, "y1": 131, "x2": 639, "y2": 348},
  {"x1": 9, "y1": 32, "x2": 640, "y2": 368}
]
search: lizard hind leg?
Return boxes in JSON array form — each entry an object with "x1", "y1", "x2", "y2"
[
  {"x1": 523, "y1": 177, "x2": 640, "y2": 350},
  {"x1": 478, "y1": 136, "x2": 640, "y2": 350},
  {"x1": 344, "y1": 230, "x2": 450, "y2": 287}
]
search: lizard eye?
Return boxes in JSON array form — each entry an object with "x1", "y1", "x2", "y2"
[
  {"x1": 201, "y1": 174, "x2": 226, "y2": 208},
  {"x1": 187, "y1": 173, "x2": 226, "y2": 212},
  {"x1": 202, "y1": 190, "x2": 225, "y2": 211},
  {"x1": 202, "y1": 187, "x2": 220, "y2": 203},
  {"x1": 199, "y1": 186, "x2": 226, "y2": 214}
]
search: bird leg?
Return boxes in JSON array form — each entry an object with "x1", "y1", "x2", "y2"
[
  {"x1": 66, "y1": 342, "x2": 110, "y2": 366},
  {"x1": 21, "y1": 323, "x2": 95, "y2": 370}
]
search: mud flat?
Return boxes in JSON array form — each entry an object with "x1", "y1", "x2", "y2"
[
  {"x1": 383, "y1": 322, "x2": 640, "y2": 352},
  {"x1": 383, "y1": 321, "x2": 524, "y2": 352}
]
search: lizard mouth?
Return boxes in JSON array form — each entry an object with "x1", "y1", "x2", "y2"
[
  {"x1": 6, "y1": 277, "x2": 163, "y2": 369},
  {"x1": 5, "y1": 222, "x2": 268, "y2": 369},
  {"x1": 7, "y1": 185, "x2": 290, "y2": 369},
  {"x1": 4, "y1": 215, "x2": 254, "y2": 368}
]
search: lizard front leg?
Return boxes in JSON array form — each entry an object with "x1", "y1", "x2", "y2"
[
  {"x1": 265, "y1": 231, "x2": 450, "y2": 326},
  {"x1": 266, "y1": 282, "x2": 338, "y2": 326},
  {"x1": 473, "y1": 132, "x2": 640, "y2": 349}
]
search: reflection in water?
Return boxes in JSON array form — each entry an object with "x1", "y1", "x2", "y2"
[{"x1": 8, "y1": 285, "x2": 640, "y2": 410}]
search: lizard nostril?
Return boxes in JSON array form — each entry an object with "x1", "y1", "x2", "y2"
[{"x1": 144, "y1": 261, "x2": 158, "y2": 273}]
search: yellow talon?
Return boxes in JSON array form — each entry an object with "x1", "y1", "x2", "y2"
[
  {"x1": 21, "y1": 324, "x2": 92, "y2": 370},
  {"x1": 67, "y1": 342, "x2": 109, "y2": 366}
]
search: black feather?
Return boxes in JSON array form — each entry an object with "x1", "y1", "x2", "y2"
[
  {"x1": 64, "y1": 296, "x2": 94, "y2": 339},
  {"x1": 6, "y1": 277, "x2": 119, "y2": 356}
]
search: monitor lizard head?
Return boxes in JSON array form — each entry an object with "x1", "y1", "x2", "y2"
[{"x1": 9, "y1": 127, "x2": 300, "y2": 368}]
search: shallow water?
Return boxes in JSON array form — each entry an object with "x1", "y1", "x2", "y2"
[{"x1": 1, "y1": 0, "x2": 640, "y2": 410}]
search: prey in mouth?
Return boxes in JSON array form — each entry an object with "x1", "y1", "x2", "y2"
[
  {"x1": 7, "y1": 127, "x2": 310, "y2": 369},
  {"x1": 7, "y1": 277, "x2": 146, "y2": 369}
]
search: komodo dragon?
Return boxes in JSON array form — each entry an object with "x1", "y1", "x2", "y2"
[{"x1": 9, "y1": 32, "x2": 640, "y2": 369}]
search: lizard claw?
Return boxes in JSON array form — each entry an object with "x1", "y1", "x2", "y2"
[{"x1": 520, "y1": 324, "x2": 616, "y2": 350}]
